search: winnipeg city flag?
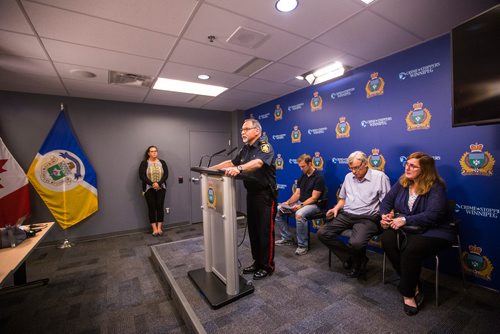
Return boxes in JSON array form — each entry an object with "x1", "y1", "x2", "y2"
[
  {"x1": 27, "y1": 110, "x2": 98, "y2": 229},
  {"x1": 0, "y1": 137, "x2": 31, "y2": 228}
]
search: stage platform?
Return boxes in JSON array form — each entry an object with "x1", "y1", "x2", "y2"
[{"x1": 150, "y1": 229, "x2": 495, "y2": 334}]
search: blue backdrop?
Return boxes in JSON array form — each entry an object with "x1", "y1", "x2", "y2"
[{"x1": 246, "y1": 35, "x2": 499, "y2": 290}]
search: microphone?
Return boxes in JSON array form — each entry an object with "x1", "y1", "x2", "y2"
[
  {"x1": 226, "y1": 147, "x2": 238, "y2": 156},
  {"x1": 207, "y1": 148, "x2": 227, "y2": 167},
  {"x1": 198, "y1": 154, "x2": 210, "y2": 168}
]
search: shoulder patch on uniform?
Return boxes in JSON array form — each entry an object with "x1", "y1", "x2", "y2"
[{"x1": 260, "y1": 143, "x2": 270, "y2": 153}]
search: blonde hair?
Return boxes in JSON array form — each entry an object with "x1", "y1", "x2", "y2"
[{"x1": 399, "y1": 152, "x2": 445, "y2": 195}]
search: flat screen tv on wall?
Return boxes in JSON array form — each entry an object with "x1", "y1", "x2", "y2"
[{"x1": 452, "y1": 4, "x2": 500, "y2": 127}]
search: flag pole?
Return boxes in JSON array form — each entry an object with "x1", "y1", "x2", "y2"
[{"x1": 58, "y1": 228, "x2": 75, "y2": 249}]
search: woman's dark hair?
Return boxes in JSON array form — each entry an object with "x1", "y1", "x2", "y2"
[
  {"x1": 144, "y1": 145, "x2": 158, "y2": 160},
  {"x1": 399, "y1": 152, "x2": 445, "y2": 194}
]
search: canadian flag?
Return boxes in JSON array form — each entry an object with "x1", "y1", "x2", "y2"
[{"x1": 0, "y1": 137, "x2": 30, "y2": 227}]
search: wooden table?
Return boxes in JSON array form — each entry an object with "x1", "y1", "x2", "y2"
[{"x1": 0, "y1": 222, "x2": 55, "y2": 289}]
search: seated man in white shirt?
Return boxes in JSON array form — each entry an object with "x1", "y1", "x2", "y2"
[{"x1": 318, "y1": 151, "x2": 390, "y2": 278}]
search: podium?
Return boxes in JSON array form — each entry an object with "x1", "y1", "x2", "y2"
[{"x1": 188, "y1": 167, "x2": 254, "y2": 309}]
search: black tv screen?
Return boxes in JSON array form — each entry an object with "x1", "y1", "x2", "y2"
[{"x1": 452, "y1": 4, "x2": 500, "y2": 127}]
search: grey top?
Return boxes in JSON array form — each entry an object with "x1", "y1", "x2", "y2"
[{"x1": 340, "y1": 168, "x2": 391, "y2": 216}]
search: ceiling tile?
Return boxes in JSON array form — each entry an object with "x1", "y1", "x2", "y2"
[
  {"x1": 0, "y1": 55, "x2": 56, "y2": 76},
  {"x1": 24, "y1": 1, "x2": 176, "y2": 59},
  {"x1": 316, "y1": 10, "x2": 421, "y2": 60},
  {"x1": 54, "y1": 62, "x2": 109, "y2": 84},
  {"x1": 206, "y1": 0, "x2": 364, "y2": 39},
  {"x1": 253, "y1": 62, "x2": 306, "y2": 83},
  {"x1": 159, "y1": 62, "x2": 247, "y2": 88},
  {"x1": 280, "y1": 42, "x2": 346, "y2": 71},
  {"x1": 170, "y1": 39, "x2": 254, "y2": 73},
  {"x1": 217, "y1": 88, "x2": 277, "y2": 104},
  {"x1": 184, "y1": 4, "x2": 308, "y2": 61},
  {"x1": 0, "y1": 71, "x2": 66, "y2": 96},
  {"x1": 0, "y1": 0, "x2": 33, "y2": 34},
  {"x1": 0, "y1": 31, "x2": 47, "y2": 59},
  {"x1": 42, "y1": 39, "x2": 163, "y2": 76},
  {"x1": 31, "y1": 0, "x2": 198, "y2": 36},
  {"x1": 63, "y1": 78, "x2": 149, "y2": 103}
]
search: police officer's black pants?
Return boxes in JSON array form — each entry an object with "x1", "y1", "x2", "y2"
[{"x1": 246, "y1": 190, "x2": 277, "y2": 272}]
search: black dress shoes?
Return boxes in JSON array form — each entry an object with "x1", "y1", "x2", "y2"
[
  {"x1": 253, "y1": 269, "x2": 272, "y2": 280},
  {"x1": 403, "y1": 299, "x2": 419, "y2": 316},
  {"x1": 343, "y1": 257, "x2": 353, "y2": 270},
  {"x1": 242, "y1": 263, "x2": 258, "y2": 274},
  {"x1": 346, "y1": 257, "x2": 368, "y2": 279}
]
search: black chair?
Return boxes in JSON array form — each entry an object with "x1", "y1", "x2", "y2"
[{"x1": 382, "y1": 200, "x2": 466, "y2": 306}]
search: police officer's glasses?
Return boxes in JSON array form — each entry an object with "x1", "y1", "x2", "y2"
[{"x1": 240, "y1": 127, "x2": 256, "y2": 132}]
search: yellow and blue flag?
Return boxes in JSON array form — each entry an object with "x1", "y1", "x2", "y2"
[{"x1": 27, "y1": 110, "x2": 98, "y2": 229}]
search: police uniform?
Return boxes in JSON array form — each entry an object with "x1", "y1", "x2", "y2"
[{"x1": 232, "y1": 139, "x2": 277, "y2": 273}]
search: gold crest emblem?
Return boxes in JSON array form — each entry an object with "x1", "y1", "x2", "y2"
[
  {"x1": 274, "y1": 104, "x2": 283, "y2": 121},
  {"x1": 335, "y1": 116, "x2": 351, "y2": 139},
  {"x1": 310, "y1": 91, "x2": 323, "y2": 112},
  {"x1": 260, "y1": 143, "x2": 270, "y2": 153},
  {"x1": 462, "y1": 245, "x2": 494, "y2": 281},
  {"x1": 313, "y1": 152, "x2": 324, "y2": 171},
  {"x1": 367, "y1": 148, "x2": 386, "y2": 171},
  {"x1": 291, "y1": 125, "x2": 301, "y2": 143},
  {"x1": 365, "y1": 72, "x2": 385, "y2": 98},
  {"x1": 460, "y1": 143, "x2": 495, "y2": 176},
  {"x1": 406, "y1": 102, "x2": 432, "y2": 131},
  {"x1": 275, "y1": 153, "x2": 284, "y2": 170}
]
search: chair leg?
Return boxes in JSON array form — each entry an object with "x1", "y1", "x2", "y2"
[
  {"x1": 435, "y1": 255, "x2": 439, "y2": 307},
  {"x1": 307, "y1": 220, "x2": 311, "y2": 251},
  {"x1": 382, "y1": 252, "x2": 386, "y2": 284},
  {"x1": 456, "y1": 235, "x2": 467, "y2": 290}
]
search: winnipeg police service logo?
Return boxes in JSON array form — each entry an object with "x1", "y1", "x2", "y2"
[
  {"x1": 260, "y1": 143, "x2": 270, "y2": 154},
  {"x1": 310, "y1": 91, "x2": 323, "y2": 112},
  {"x1": 462, "y1": 245, "x2": 493, "y2": 281},
  {"x1": 261, "y1": 131, "x2": 269, "y2": 143},
  {"x1": 460, "y1": 143, "x2": 495, "y2": 176},
  {"x1": 291, "y1": 125, "x2": 302, "y2": 143},
  {"x1": 335, "y1": 116, "x2": 351, "y2": 139},
  {"x1": 36, "y1": 150, "x2": 85, "y2": 192},
  {"x1": 274, "y1": 104, "x2": 283, "y2": 121},
  {"x1": 207, "y1": 183, "x2": 216, "y2": 209},
  {"x1": 368, "y1": 148, "x2": 386, "y2": 171},
  {"x1": 365, "y1": 72, "x2": 385, "y2": 98},
  {"x1": 406, "y1": 102, "x2": 431, "y2": 131},
  {"x1": 275, "y1": 153, "x2": 284, "y2": 170},
  {"x1": 291, "y1": 179, "x2": 298, "y2": 194},
  {"x1": 313, "y1": 152, "x2": 324, "y2": 171}
]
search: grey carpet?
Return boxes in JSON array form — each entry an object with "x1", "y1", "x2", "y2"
[{"x1": 154, "y1": 230, "x2": 500, "y2": 334}]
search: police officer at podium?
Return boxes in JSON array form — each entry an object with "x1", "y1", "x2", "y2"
[{"x1": 211, "y1": 118, "x2": 277, "y2": 280}]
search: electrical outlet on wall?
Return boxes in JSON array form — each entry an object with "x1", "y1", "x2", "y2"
[{"x1": 165, "y1": 207, "x2": 170, "y2": 214}]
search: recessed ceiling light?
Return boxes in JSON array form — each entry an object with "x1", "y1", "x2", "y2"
[
  {"x1": 198, "y1": 74, "x2": 210, "y2": 80},
  {"x1": 360, "y1": 0, "x2": 375, "y2": 4},
  {"x1": 295, "y1": 75, "x2": 304, "y2": 80},
  {"x1": 275, "y1": 0, "x2": 298, "y2": 13},
  {"x1": 153, "y1": 78, "x2": 227, "y2": 97},
  {"x1": 69, "y1": 69, "x2": 96, "y2": 78}
]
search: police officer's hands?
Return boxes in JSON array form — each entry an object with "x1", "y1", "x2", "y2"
[{"x1": 223, "y1": 167, "x2": 241, "y2": 177}]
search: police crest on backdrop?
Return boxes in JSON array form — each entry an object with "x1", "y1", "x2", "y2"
[
  {"x1": 406, "y1": 102, "x2": 432, "y2": 131},
  {"x1": 275, "y1": 153, "x2": 284, "y2": 170},
  {"x1": 365, "y1": 72, "x2": 385, "y2": 98},
  {"x1": 313, "y1": 152, "x2": 324, "y2": 171},
  {"x1": 274, "y1": 104, "x2": 283, "y2": 121},
  {"x1": 463, "y1": 245, "x2": 493, "y2": 281},
  {"x1": 261, "y1": 131, "x2": 269, "y2": 143},
  {"x1": 310, "y1": 91, "x2": 323, "y2": 112},
  {"x1": 336, "y1": 116, "x2": 351, "y2": 138},
  {"x1": 367, "y1": 148, "x2": 386, "y2": 172},
  {"x1": 291, "y1": 125, "x2": 301, "y2": 143},
  {"x1": 460, "y1": 143, "x2": 495, "y2": 176}
]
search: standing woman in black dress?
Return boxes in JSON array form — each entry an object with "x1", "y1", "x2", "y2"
[{"x1": 139, "y1": 145, "x2": 168, "y2": 236}]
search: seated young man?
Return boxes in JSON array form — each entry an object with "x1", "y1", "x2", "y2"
[{"x1": 275, "y1": 154, "x2": 326, "y2": 256}]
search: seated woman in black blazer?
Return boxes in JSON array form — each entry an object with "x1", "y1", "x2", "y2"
[{"x1": 380, "y1": 152, "x2": 455, "y2": 316}]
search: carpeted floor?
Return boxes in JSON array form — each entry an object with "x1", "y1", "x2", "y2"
[
  {"x1": 1, "y1": 223, "x2": 499, "y2": 334},
  {"x1": 153, "y1": 229, "x2": 500, "y2": 334}
]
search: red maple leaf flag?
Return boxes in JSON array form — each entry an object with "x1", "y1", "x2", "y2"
[{"x1": 0, "y1": 137, "x2": 30, "y2": 227}]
